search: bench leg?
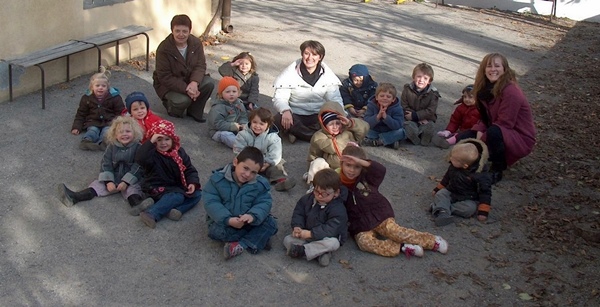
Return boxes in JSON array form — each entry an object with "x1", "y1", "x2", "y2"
[
  {"x1": 116, "y1": 40, "x2": 120, "y2": 66},
  {"x1": 142, "y1": 33, "x2": 150, "y2": 71},
  {"x1": 35, "y1": 64, "x2": 46, "y2": 109},
  {"x1": 8, "y1": 64, "x2": 13, "y2": 102}
]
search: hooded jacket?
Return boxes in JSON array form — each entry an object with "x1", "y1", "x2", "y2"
[
  {"x1": 400, "y1": 82, "x2": 440, "y2": 122},
  {"x1": 291, "y1": 186, "x2": 349, "y2": 245},
  {"x1": 445, "y1": 97, "x2": 480, "y2": 133},
  {"x1": 308, "y1": 101, "x2": 369, "y2": 169},
  {"x1": 152, "y1": 34, "x2": 208, "y2": 99},
  {"x1": 364, "y1": 96, "x2": 405, "y2": 133},
  {"x1": 272, "y1": 59, "x2": 343, "y2": 115},
  {"x1": 233, "y1": 124, "x2": 282, "y2": 166},
  {"x1": 340, "y1": 64, "x2": 378, "y2": 111},
  {"x1": 207, "y1": 98, "x2": 249, "y2": 137},
  {"x1": 71, "y1": 87, "x2": 124, "y2": 131}
]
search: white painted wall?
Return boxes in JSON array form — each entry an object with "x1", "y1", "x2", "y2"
[{"x1": 438, "y1": 0, "x2": 600, "y2": 22}]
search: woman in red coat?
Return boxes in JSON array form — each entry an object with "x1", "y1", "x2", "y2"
[{"x1": 470, "y1": 53, "x2": 536, "y2": 183}]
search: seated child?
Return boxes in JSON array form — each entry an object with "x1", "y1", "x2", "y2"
[
  {"x1": 362, "y1": 82, "x2": 406, "y2": 149},
  {"x1": 218, "y1": 51, "x2": 260, "y2": 110},
  {"x1": 208, "y1": 76, "x2": 249, "y2": 148},
  {"x1": 400, "y1": 63, "x2": 440, "y2": 146},
  {"x1": 340, "y1": 64, "x2": 378, "y2": 118},
  {"x1": 233, "y1": 108, "x2": 296, "y2": 191},
  {"x1": 59, "y1": 116, "x2": 154, "y2": 213},
  {"x1": 431, "y1": 138, "x2": 492, "y2": 226},
  {"x1": 203, "y1": 146, "x2": 278, "y2": 260},
  {"x1": 340, "y1": 144, "x2": 448, "y2": 258},
  {"x1": 283, "y1": 168, "x2": 348, "y2": 267},
  {"x1": 432, "y1": 84, "x2": 481, "y2": 149},
  {"x1": 136, "y1": 120, "x2": 202, "y2": 228},
  {"x1": 71, "y1": 66, "x2": 125, "y2": 151},
  {"x1": 123, "y1": 91, "x2": 163, "y2": 142},
  {"x1": 306, "y1": 101, "x2": 369, "y2": 191}
]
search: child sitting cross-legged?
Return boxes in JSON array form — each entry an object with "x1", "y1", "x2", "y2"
[
  {"x1": 208, "y1": 76, "x2": 249, "y2": 148},
  {"x1": 362, "y1": 83, "x2": 406, "y2": 149},
  {"x1": 283, "y1": 168, "x2": 348, "y2": 267},
  {"x1": 431, "y1": 138, "x2": 493, "y2": 226}
]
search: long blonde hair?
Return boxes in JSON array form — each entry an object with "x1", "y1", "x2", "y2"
[{"x1": 105, "y1": 116, "x2": 143, "y2": 145}]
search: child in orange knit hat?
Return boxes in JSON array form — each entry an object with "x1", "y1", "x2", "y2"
[{"x1": 207, "y1": 76, "x2": 249, "y2": 148}]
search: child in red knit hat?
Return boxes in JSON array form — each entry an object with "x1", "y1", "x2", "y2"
[
  {"x1": 136, "y1": 120, "x2": 202, "y2": 228},
  {"x1": 207, "y1": 76, "x2": 249, "y2": 148}
]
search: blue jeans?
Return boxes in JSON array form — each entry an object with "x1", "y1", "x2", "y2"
[
  {"x1": 147, "y1": 191, "x2": 201, "y2": 221},
  {"x1": 208, "y1": 215, "x2": 278, "y2": 253},
  {"x1": 82, "y1": 126, "x2": 109, "y2": 144},
  {"x1": 211, "y1": 131, "x2": 237, "y2": 148},
  {"x1": 367, "y1": 128, "x2": 406, "y2": 145}
]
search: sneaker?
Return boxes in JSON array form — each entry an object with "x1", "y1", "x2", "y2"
[
  {"x1": 140, "y1": 212, "x2": 156, "y2": 229},
  {"x1": 98, "y1": 142, "x2": 107, "y2": 151},
  {"x1": 401, "y1": 244, "x2": 424, "y2": 258},
  {"x1": 264, "y1": 238, "x2": 272, "y2": 251},
  {"x1": 431, "y1": 135, "x2": 450, "y2": 149},
  {"x1": 58, "y1": 183, "x2": 75, "y2": 207},
  {"x1": 302, "y1": 172, "x2": 309, "y2": 182},
  {"x1": 128, "y1": 198, "x2": 154, "y2": 216},
  {"x1": 433, "y1": 236, "x2": 448, "y2": 254},
  {"x1": 189, "y1": 114, "x2": 207, "y2": 123},
  {"x1": 491, "y1": 171, "x2": 503, "y2": 185},
  {"x1": 274, "y1": 178, "x2": 296, "y2": 191},
  {"x1": 392, "y1": 140, "x2": 401, "y2": 150},
  {"x1": 361, "y1": 138, "x2": 381, "y2": 147},
  {"x1": 420, "y1": 125, "x2": 435, "y2": 146},
  {"x1": 224, "y1": 242, "x2": 244, "y2": 260},
  {"x1": 287, "y1": 244, "x2": 306, "y2": 258},
  {"x1": 434, "y1": 210, "x2": 454, "y2": 227},
  {"x1": 318, "y1": 252, "x2": 332, "y2": 267},
  {"x1": 167, "y1": 209, "x2": 182, "y2": 221},
  {"x1": 79, "y1": 139, "x2": 99, "y2": 151},
  {"x1": 288, "y1": 133, "x2": 297, "y2": 144},
  {"x1": 306, "y1": 184, "x2": 314, "y2": 194},
  {"x1": 405, "y1": 125, "x2": 420, "y2": 145}
]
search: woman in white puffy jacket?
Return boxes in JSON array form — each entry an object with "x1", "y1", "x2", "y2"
[{"x1": 272, "y1": 40, "x2": 343, "y2": 143}]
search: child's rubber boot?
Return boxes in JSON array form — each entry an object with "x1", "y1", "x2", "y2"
[{"x1": 58, "y1": 184, "x2": 95, "y2": 207}]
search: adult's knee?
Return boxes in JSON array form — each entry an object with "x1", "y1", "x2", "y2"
[{"x1": 486, "y1": 125, "x2": 503, "y2": 143}]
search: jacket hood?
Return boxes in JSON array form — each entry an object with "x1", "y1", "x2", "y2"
[
  {"x1": 317, "y1": 101, "x2": 346, "y2": 130},
  {"x1": 349, "y1": 64, "x2": 374, "y2": 90},
  {"x1": 453, "y1": 138, "x2": 489, "y2": 173}
]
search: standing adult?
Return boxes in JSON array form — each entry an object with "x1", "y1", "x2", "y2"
[
  {"x1": 470, "y1": 53, "x2": 536, "y2": 183},
  {"x1": 153, "y1": 14, "x2": 215, "y2": 122},
  {"x1": 272, "y1": 40, "x2": 343, "y2": 143}
]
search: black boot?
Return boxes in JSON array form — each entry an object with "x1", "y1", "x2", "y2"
[
  {"x1": 127, "y1": 194, "x2": 154, "y2": 216},
  {"x1": 58, "y1": 184, "x2": 96, "y2": 207}
]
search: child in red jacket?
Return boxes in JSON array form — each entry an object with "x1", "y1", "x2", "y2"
[
  {"x1": 432, "y1": 85, "x2": 480, "y2": 148},
  {"x1": 123, "y1": 92, "x2": 163, "y2": 142}
]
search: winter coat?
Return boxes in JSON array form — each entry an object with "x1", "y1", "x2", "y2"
[
  {"x1": 153, "y1": 34, "x2": 208, "y2": 99},
  {"x1": 98, "y1": 141, "x2": 143, "y2": 186},
  {"x1": 272, "y1": 59, "x2": 343, "y2": 115},
  {"x1": 135, "y1": 140, "x2": 201, "y2": 200},
  {"x1": 436, "y1": 138, "x2": 492, "y2": 208},
  {"x1": 364, "y1": 97, "x2": 405, "y2": 133},
  {"x1": 471, "y1": 82, "x2": 536, "y2": 166},
  {"x1": 343, "y1": 160, "x2": 395, "y2": 237},
  {"x1": 291, "y1": 187, "x2": 349, "y2": 245},
  {"x1": 340, "y1": 75, "x2": 378, "y2": 111},
  {"x1": 445, "y1": 98, "x2": 480, "y2": 133},
  {"x1": 218, "y1": 62, "x2": 260, "y2": 106},
  {"x1": 207, "y1": 98, "x2": 249, "y2": 137},
  {"x1": 308, "y1": 101, "x2": 369, "y2": 169},
  {"x1": 233, "y1": 124, "x2": 282, "y2": 166},
  {"x1": 121, "y1": 108, "x2": 163, "y2": 142},
  {"x1": 203, "y1": 163, "x2": 272, "y2": 227},
  {"x1": 71, "y1": 88, "x2": 124, "y2": 131},
  {"x1": 400, "y1": 83, "x2": 440, "y2": 122}
]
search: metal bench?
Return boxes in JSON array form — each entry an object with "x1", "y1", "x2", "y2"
[{"x1": 1, "y1": 25, "x2": 152, "y2": 109}]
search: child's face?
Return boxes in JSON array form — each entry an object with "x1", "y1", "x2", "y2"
[
  {"x1": 413, "y1": 70, "x2": 432, "y2": 90},
  {"x1": 92, "y1": 80, "x2": 108, "y2": 97},
  {"x1": 313, "y1": 187, "x2": 339, "y2": 204},
  {"x1": 117, "y1": 123, "x2": 134, "y2": 145},
  {"x1": 326, "y1": 119, "x2": 342, "y2": 135},
  {"x1": 155, "y1": 135, "x2": 173, "y2": 152},
  {"x1": 341, "y1": 159, "x2": 362, "y2": 180},
  {"x1": 250, "y1": 116, "x2": 269, "y2": 135},
  {"x1": 301, "y1": 48, "x2": 322, "y2": 71},
  {"x1": 233, "y1": 158, "x2": 261, "y2": 184},
  {"x1": 352, "y1": 76, "x2": 364, "y2": 88},
  {"x1": 485, "y1": 56, "x2": 505, "y2": 83},
  {"x1": 221, "y1": 85, "x2": 240, "y2": 103},
  {"x1": 376, "y1": 91, "x2": 395, "y2": 108},
  {"x1": 237, "y1": 58, "x2": 252, "y2": 75},
  {"x1": 130, "y1": 101, "x2": 148, "y2": 120},
  {"x1": 463, "y1": 93, "x2": 475, "y2": 106}
]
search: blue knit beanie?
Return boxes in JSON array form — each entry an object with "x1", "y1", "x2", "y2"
[
  {"x1": 125, "y1": 91, "x2": 150, "y2": 113},
  {"x1": 349, "y1": 64, "x2": 369, "y2": 78}
]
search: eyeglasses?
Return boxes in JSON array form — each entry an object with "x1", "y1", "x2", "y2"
[{"x1": 314, "y1": 188, "x2": 334, "y2": 198}]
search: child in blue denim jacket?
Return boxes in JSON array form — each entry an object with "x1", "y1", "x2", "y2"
[{"x1": 203, "y1": 146, "x2": 278, "y2": 260}]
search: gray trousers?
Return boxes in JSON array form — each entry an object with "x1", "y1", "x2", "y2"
[
  {"x1": 283, "y1": 235, "x2": 340, "y2": 261},
  {"x1": 431, "y1": 188, "x2": 477, "y2": 218}
]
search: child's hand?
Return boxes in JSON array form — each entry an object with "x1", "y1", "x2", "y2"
[
  {"x1": 299, "y1": 230, "x2": 312, "y2": 240},
  {"x1": 106, "y1": 182, "x2": 117, "y2": 192},
  {"x1": 292, "y1": 227, "x2": 302, "y2": 238},
  {"x1": 116, "y1": 182, "x2": 128, "y2": 191},
  {"x1": 349, "y1": 108, "x2": 357, "y2": 116},
  {"x1": 239, "y1": 214, "x2": 254, "y2": 224},
  {"x1": 437, "y1": 130, "x2": 451, "y2": 138},
  {"x1": 356, "y1": 109, "x2": 365, "y2": 117},
  {"x1": 71, "y1": 129, "x2": 80, "y2": 135},
  {"x1": 477, "y1": 215, "x2": 488, "y2": 222},
  {"x1": 228, "y1": 217, "x2": 245, "y2": 229},
  {"x1": 186, "y1": 184, "x2": 196, "y2": 194},
  {"x1": 150, "y1": 133, "x2": 165, "y2": 143},
  {"x1": 404, "y1": 111, "x2": 412, "y2": 120},
  {"x1": 419, "y1": 119, "x2": 429, "y2": 125},
  {"x1": 232, "y1": 59, "x2": 243, "y2": 67},
  {"x1": 339, "y1": 116, "x2": 350, "y2": 126}
]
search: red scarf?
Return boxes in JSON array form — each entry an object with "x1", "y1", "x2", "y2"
[{"x1": 148, "y1": 120, "x2": 187, "y2": 188}]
